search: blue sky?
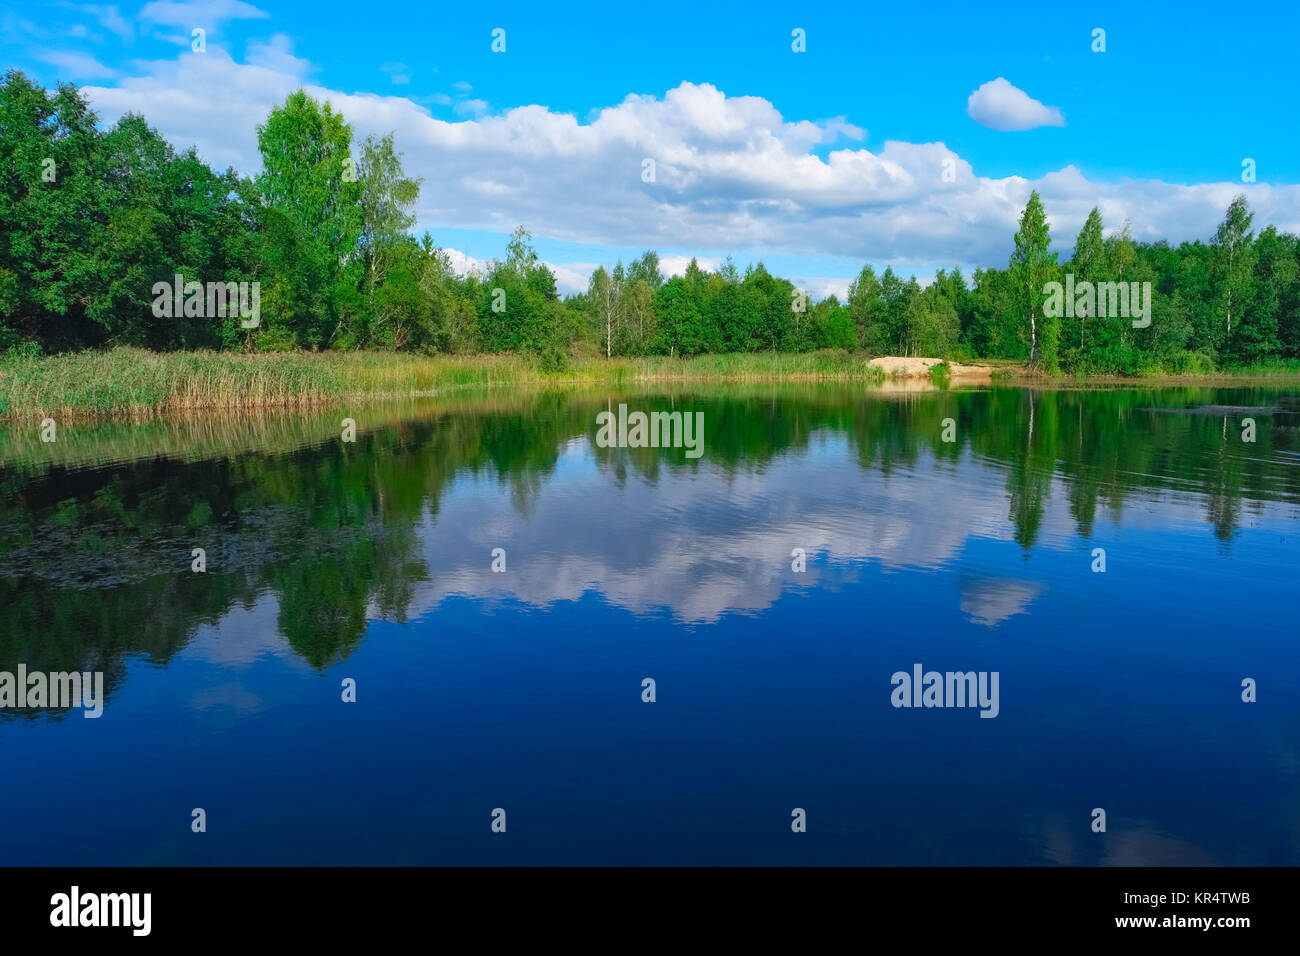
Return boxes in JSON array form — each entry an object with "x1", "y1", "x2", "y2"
[{"x1": 5, "y1": 0, "x2": 1299, "y2": 296}]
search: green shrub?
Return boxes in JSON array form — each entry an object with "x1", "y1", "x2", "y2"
[{"x1": 536, "y1": 344, "x2": 571, "y2": 374}]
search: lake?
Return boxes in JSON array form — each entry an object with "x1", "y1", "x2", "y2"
[{"x1": 1, "y1": 383, "x2": 1297, "y2": 865}]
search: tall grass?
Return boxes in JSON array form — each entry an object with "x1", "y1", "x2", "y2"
[
  {"x1": 0, "y1": 348, "x2": 886, "y2": 420},
  {"x1": 1221, "y1": 358, "x2": 1300, "y2": 377},
  {"x1": 7, "y1": 347, "x2": 1291, "y2": 421}
]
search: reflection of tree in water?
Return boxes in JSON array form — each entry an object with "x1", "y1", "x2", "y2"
[
  {"x1": 1206, "y1": 416, "x2": 1247, "y2": 546},
  {"x1": 0, "y1": 385, "x2": 1295, "y2": 691},
  {"x1": 1007, "y1": 391, "x2": 1055, "y2": 553},
  {"x1": 271, "y1": 534, "x2": 377, "y2": 670}
]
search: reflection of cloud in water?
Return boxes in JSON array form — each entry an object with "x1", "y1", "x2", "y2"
[
  {"x1": 1030, "y1": 814, "x2": 1218, "y2": 865},
  {"x1": 397, "y1": 439, "x2": 1028, "y2": 624},
  {"x1": 1099, "y1": 826, "x2": 1218, "y2": 866},
  {"x1": 960, "y1": 577, "x2": 1045, "y2": 627},
  {"x1": 191, "y1": 682, "x2": 264, "y2": 715},
  {"x1": 180, "y1": 595, "x2": 308, "y2": 669}
]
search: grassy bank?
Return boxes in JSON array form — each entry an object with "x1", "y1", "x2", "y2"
[
  {"x1": 0, "y1": 347, "x2": 888, "y2": 419},
  {"x1": 3, "y1": 348, "x2": 1299, "y2": 420}
]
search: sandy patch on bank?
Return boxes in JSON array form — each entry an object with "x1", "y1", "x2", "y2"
[{"x1": 868, "y1": 357, "x2": 1004, "y2": 382}]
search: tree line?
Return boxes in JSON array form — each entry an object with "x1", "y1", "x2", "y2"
[{"x1": 2, "y1": 70, "x2": 1298, "y2": 373}]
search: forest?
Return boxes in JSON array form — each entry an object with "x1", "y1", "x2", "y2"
[{"x1": 3, "y1": 69, "x2": 1298, "y2": 375}]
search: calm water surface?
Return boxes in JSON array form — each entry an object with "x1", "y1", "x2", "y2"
[{"x1": 2, "y1": 384, "x2": 1297, "y2": 865}]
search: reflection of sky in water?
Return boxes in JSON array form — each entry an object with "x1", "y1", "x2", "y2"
[
  {"x1": 391, "y1": 433, "x2": 1297, "y2": 629},
  {"x1": 403, "y1": 436, "x2": 1015, "y2": 623},
  {"x1": 2, "y1": 394, "x2": 1298, "y2": 866}
]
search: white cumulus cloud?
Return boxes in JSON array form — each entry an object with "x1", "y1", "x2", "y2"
[
  {"x1": 966, "y1": 77, "x2": 1065, "y2": 132},
  {"x1": 78, "y1": 49, "x2": 1300, "y2": 282},
  {"x1": 39, "y1": 49, "x2": 118, "y2": 78}
]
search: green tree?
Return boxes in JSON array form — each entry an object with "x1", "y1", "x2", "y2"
[
  {"x1": 1010, "y1": 191, "x2": 1059, "y2": 368},
  {"x1": 1239, "y1": 226, "x2": 1291, "y2": 363},
  {"x1": 505, "y1": 225, "x2": 539, "y2": 276},
  {"x1": 588, "y1": 265, "x2": 616, "y2": 357},
  {"x1": 905, "y1": 284, "x2": 959, "y2": 356},
  {"x1": 0, "y1": 71, "x2": 101, "y2": 348},
  {"x1": 1211, "y1": 195, "x2": 1257, "y2": 358},
  {"x1": 255, "y1": 89, "x2": 361, "y2": 345},
  {"x1": 358, "y1": 133, "x2": 422, "y2": 305},
  {"x1": 1069, "y1": 207, "x2": 1105, "y2": 349},
  {"x1": 655, "y1": 275, "x2": 705, "y2": 356},
  {"x1": 627, "y1": 250, "x2": 663, "y2": 290}
]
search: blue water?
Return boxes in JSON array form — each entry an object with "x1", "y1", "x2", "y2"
[{"x1": 1, "y1": 386, "x2": 1296, "y2": 864}]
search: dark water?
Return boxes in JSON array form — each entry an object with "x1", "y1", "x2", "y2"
[{"x1": 2, "y1": 384, "x2": 1298, "y2": 865}]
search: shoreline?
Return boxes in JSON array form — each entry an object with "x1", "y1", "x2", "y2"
[{"x1": 2, "y1": 347, "x2": 1298, "y2": 421}]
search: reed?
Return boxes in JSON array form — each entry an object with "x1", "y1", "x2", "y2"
[{"x1": 0, "y1": 348, "x2": 886, "y2": 419}]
